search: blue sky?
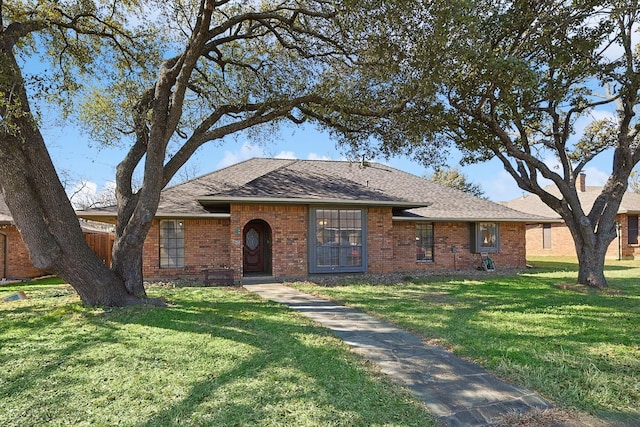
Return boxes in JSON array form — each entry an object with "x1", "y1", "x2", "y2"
[
  {"x1": 29, "y1": 13, "x2": 627, "y2": 207},
  {"x1": 43, "y1": 113, "x2": 614, "y2": 205}
]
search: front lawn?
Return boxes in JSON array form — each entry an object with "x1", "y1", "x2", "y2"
[
  {"x1": 0, "y1": 281, "x2": 435, "y2": 427},
  {"x1": 293, "y1": 257, "x2": 640, "y2": 425}
]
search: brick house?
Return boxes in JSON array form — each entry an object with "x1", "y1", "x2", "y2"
[
  {"x1": 0, "y1": 197, "x2": 45, "y2": 279},
  {"x1": 0, "y1": 195, "x2": 114, "y2": 280},
  {"x1": 79, "y1": 158, "x2": 544, "y2": 282},
  {"x1": 501, "y1": 173, "x2": 640, "y2": 259}
]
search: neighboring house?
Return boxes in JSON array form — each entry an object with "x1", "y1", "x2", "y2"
[
  {"x1": 501, "y1": 173, "x2": 640, "y2": 259},
  {"x1": 80, "y1": 158, "x2": 544, "y2": 282},
  {"x1": 0, "y1": 196, "x2": 44, "y2": 279},
  {"x1": 0, "y1": 195, "x2": 114, "y2": 280}
]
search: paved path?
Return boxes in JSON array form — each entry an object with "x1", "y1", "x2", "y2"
[{"x1": 244, "y1": 283, "x2": 552, "y2": 427}]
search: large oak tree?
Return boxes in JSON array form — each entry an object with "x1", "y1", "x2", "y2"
[
  {"x1": 0, "y1": 0, "x2": 411, "y2": 306},
  {"x1": 354, "y1": 0, "x2": 640, "y2": 288}
]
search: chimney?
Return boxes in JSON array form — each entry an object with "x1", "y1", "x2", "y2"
[{"x1": 578, "y1": 173, "x2": 586, "y2": 192}]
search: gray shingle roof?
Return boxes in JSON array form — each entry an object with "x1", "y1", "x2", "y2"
[
  {"x1": 501, "y1": 184, "x2": 640, "y2": 220},
  {"x1": 79, "y1": 158, "x2": 547, "y2": 222}
]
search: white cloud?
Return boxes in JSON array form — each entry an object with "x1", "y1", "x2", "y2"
[
  {"x1": 598, "y1": 21, "x2": 640, "y2": 63},
  {"x1": 541, "y1": 155, "x2": 611, "y2": 187},
  {"x1": 479, "y1": 170, "x2": 524, "y2": 202},
  {"x1": 69, "y1": 180, "x2": 98, "y2": 201},
  {"x1": 217, "y1": 142, "x2": 267, "y2": 168},
  {"x1": 215, "y1": 143, "x2": 336, "y2": 167},
  {"x1": 274, "y1": 151, "x2": 297, "y2": 159},
  {"x1": 68, "y1": 180, "x2": 116, "y2": 209},
  {"x1": 307, "y1": 152, "x2": 332, "y2": 160},
  {"x1": 581, "y1": 166, "x2": 609, "y2": 186}
]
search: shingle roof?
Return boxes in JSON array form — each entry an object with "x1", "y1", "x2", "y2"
[
  {"x1": 501, "y1": 184, "x2": 640, "y2": 220},
  {"x1": 81, "y1": 158, "x2": 546, "y2": 222}
]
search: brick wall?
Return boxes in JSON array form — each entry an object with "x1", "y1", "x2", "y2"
[
  {"x1": 143, "y1": 218, "x2": 231, "y2": 280},
  {"x1": 525, "y1": 223, "x2": 575, "y2": 257},
  {"x1": 367, "y1": 207, "x2": 395, "y2": 273},
  {"x1": 391, "y1": 221, "x2": 527, "y2": 273},
  {"x1": 229, "y1": 204, "x2": 308, "y2": 278},
  {"x1": 0, "y1": 225, "x2": 47, "y2": 279},
  {"x1": 525, "y1": 214, "x2": 640, "y2": 259},
  {"x1": 141, "y1": 208, "x2": 529, "y2": 280}
]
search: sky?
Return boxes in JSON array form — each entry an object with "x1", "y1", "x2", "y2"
[
  {"x1": 29, "y1": 6, "x2": 633, "y2": 207},
  {"x1": 43, "y1": 113, "x2": 615, "y2": 206}
]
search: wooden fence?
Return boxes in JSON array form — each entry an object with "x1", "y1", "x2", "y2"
[{"x1": 84, "y1": 232, "x2": 115, "y2": 267}]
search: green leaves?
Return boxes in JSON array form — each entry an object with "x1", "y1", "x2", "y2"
[
  {"x1": 570, "y1": 119, "x2": 619, "y2": 164},
  {"x1": 427, "y1": 166, "x2": 487, "y2": 199}
]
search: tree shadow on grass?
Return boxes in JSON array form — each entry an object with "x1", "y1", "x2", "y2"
[
  {"x1": 104, "y1": 293, "x2": 435, "y2": 427},
  {"x1": 526, "y1": 259, "x2": 640, "y2": 273},
  {"x1": 314, "y1": 277, "x2": 640, "y2": 424},
  {"x1": 1, "y1": 286, "x2": 434, "y2": 426}
]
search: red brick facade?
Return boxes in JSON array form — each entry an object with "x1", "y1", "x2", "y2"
[
  {"x1": 143, "y1": 218, "x2": 232, "y2": 279},
  {"x1": 391, "y1": 220, "x2": 526, "y2": 272},
  {"x1": 0, "y1": 225, "x2": 47, "y2": 279},
  {"x1": 0, "y1": 225, "x2": 116, "y2": 280},
  {"x1": 526, "y1": 214, "x2": 640, "y2": 259},
  {"x1": 142, "y1": 204, "x2": 528, "y2": 281}
]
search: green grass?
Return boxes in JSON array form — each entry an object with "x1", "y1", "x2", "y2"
[
  {"x1": 0, "y1": 280, "x2": 436, "y2": 427},
  {"x1": 293, "y1": 257, "x2": 640, "y2": 425}
]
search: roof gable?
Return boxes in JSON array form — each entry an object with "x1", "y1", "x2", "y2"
[{"x1": 200, "y1": 160, "x2": 404, "y2": 204}]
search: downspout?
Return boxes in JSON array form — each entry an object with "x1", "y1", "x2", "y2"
[{"x1": 0, "y1": 231, "x2": 7, "y2": 279}]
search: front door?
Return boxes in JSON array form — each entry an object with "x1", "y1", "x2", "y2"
[{"x1": 243, "y1": 221, "x2": 268, "y2": 274}]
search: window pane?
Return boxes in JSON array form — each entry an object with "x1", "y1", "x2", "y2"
[
  {"x1": 628, "y1": 215, "x2": 638, "y2": 245},
  {"x1": 160, "y1": 220, "x2": 185, "y2": 268},
  {"x1": 479, "y1": 222, "x2": 497, "y2": 249},
  {"x1": 313, "y1": 209, "x2": 363, "y2": 269},
  {"x1": 416, "y1": 223, "x2": 434, "y2": 261},
  {"x1": 543, "y1": 224, "x2": 552, "y2": 249}
]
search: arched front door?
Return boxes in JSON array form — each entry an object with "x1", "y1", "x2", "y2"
[{"x1": 243, "y1": 220, "x2": 272, "y2": 275}]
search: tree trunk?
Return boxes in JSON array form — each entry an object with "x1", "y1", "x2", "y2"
[
  {"x1": 0, "y1": 133, "x2": 148, "y2": 306},
  {"x1": 112, "y1": 236, "x2": 146, "y2": 297},
  {"x1": 576, "y1": 244, "x2": 608, "y2": 288},
  {"x1": 0, "y1": 43, "x2": 153, "y2": 306},
  {"x1": 569, "y1": 213, "x2": 614, "y2": 289}
]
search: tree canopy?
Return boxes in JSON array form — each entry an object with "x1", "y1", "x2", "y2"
[
  {"x1": 1, "y1": 0, "x2": 415, "y2": 305},
  {"x1": 357, "y1": 0, "x2": 640, "y2": 288},
  {"x1": 427, "y1": 167, "x2": 486, "y2": 199}
]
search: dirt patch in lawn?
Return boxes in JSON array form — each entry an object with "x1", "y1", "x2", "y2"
[
  {"x1": 553, "y1": 282, "x2": 624, "y2": 295},
  {"x1": 492, "y1": 407, "x2": 618, "y2": 427}
]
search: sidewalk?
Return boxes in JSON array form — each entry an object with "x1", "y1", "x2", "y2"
[{"x1": 244, "y1": 282, "x2": 552, "y2": 427}]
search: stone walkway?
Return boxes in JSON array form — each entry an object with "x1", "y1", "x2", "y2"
[{"x1": 244, "y1": 282, "x2": 552, "y2": 427}]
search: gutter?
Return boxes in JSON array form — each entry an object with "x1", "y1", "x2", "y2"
[
  {"x1": 76, "y1": 213, "x2": 233, "y2": 222},
  {"x1": 197, "y1": 196, "x2": 430, "y2": 209},
  {"x1": 392, "y1": 216, "x2": 562, "y2": 223}
]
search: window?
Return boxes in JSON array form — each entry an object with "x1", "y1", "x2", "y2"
[
  {"x1": 160, "y1": 220, "x2": 184, "y2": 268},
  {"x1": 470, "y1": 222, "x2": 500, "y2": 253},
  {"x1": 416, "y1": 223, "x2": 434, "y2": 261},
  {"x1": 628, "y1": 215, "x2": 638, "y2": 245},
  {"x1": 543, "y1": 223, "x2": 552, "y2": 249},
  {"x1": 310, "y1": 209, "x2": 366, "y2": 273}
]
